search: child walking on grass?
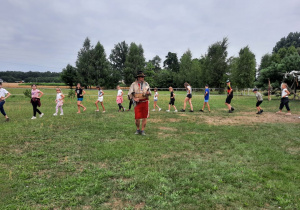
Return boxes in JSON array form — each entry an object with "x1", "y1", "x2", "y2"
[
  {"x1": 152, "y1": 88, "x2": 161, "y2": 111},
  {"x1": 53, "y1": 88, "x2": 65, "y2": 116},
  {"x1": 276, "y1": 83, "x2": 291, "y2": 115},
  {"x1": 31, "y1": 84, "x2": 44, "y2": 119},
  {"x1": 75, "y1": 83, "x2": 86, "y2": 114},
  {"x1": 181, "y1": 82, "x2": 194, "y2": 112},
  {"x1": 0, "y1": 82, "x2": 11, "y2": 122},
  {"x1": 116, "y1": 86, "x2": 125, "y2": 112},
  {"x1": 166, "y1": 86, "x2": 177, "y2": 112},
  {"x1": 200, "y1": 84, "x2": 211, "y2": 112},
  {"x1": 95, "y1": 86, "x2": 105, "y2": 113},
  {"x1": 252, "y1": 88, "x2": 263, "y2": 114}
]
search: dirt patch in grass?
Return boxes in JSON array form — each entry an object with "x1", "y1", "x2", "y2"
[
  {"x1": 286, "y1": 147, "x2": 300, "y2": 155},
  {"x1": 104, "y1": 198, "x2": 130, "y2": 209},
  {"x1": 167, "y1": 118, "x2": 181, "y2": 122},
  {"x1": 157, "y1": 132, "x2": 172, "y2": 138},
  {"x1": 135, "y1": 202, "x2": 146, "y2": 209},
  {"x1": 149, "y1": 118, "x2": 163, "y2": 123},
  {"x1": 159, "y1": 127, "x2": 177, "y2": 131},
  {"x1": 203, "y1": 112, "x2": 299, "y2": 125}
]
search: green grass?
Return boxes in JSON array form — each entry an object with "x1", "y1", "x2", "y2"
[{"x1": 1, "y1": 89, "x2": 300, "y2": 209}]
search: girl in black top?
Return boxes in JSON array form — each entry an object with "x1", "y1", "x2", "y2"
[
  {"x1": 75, "y1": 83, "x2": 86, "y2": 113},
  {"x1": 167, "y1": 86, "x2": 177, "y2": 112}
]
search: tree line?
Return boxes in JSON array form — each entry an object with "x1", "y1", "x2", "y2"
[
  {"x1": 62, "y1": 37, "x2": 259, "y2": 89},
  {"x1": 0, "y1": 71, "x2": 62, "y2": 83}
]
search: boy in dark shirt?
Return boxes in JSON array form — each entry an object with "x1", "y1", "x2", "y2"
[{"x1": 166, "y1": 87, "x2": 177, "y2": 112}]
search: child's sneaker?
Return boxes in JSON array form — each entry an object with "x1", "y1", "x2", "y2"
[
  {"x1": 40, "y1": 113, "x2": 44, "y2": 118},
  {"x1": 53, "y1": 113, "x2": 57, "y2": 116},
  {"x1": 174, "y1": 110, "x2": 178, "y2": 112},
  {"x1": 102, "y1": 111, "x2": 106, "y2": 113},
  {"x1": 5, "y1": 118, "x2": 9, "y2": 122},
  {"x1": 166, "y1": 110, "x2": 170, "y2": 112},
  {"x1": 180, "y1": 109, "x2": 185, "y2": 112},
  {"x1": 60, "y1": 113, "x2": 64, "y2": 116},
  {"x1": 276, "y1": 111, "x2": 282, "y2": 114},
  {"x1": 152, "y1": 109, "x2": 155, "y2": 111},
  {"x1": 285, "y1": 113, "x2": 291, "y2": 116},
  {"x1": 31, "y1": 116, "x2": 37, "y2": 120},
  {"x1": 95, "y1": 110, "x2": 99, "y2": 112},
  {"x1": 189, "y1": 110, "x2": 194, "y2": 112},
  {"x1": 229, "y1": 110, "x2": 233, "y2": 113},
  {"x1": 199, "y1": 109, "x2": 204, "y2": 112},
  {"x1": 159, "y1": 108, "x2": 162, "y2": 111},
  {"x1": 123, "y1": 108, "x2": 126, "y2": 111},
  {"x1": 260, "y1": 109, "x2": 263, "y2": 113},
  {"x1": 140, "y1": 131, "x2": 146, "y2": 136},
  {"x1": 231, "y1": 107, "x2": 235, "y2": 111},
  {"x1": 135, "y1": 130, "x2": 140, "y2": 135}
]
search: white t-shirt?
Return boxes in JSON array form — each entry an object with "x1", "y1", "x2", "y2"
[
  {"x1": 98, "y1": 90, "x2": 103, "y2": 97},
  {"x1": 117, "y1": 89, "x2": 123, "y2": 96},
  {"x1": 56, "y1": 93, "x2": 63, "y2": 100},
  {"x1": 154, "y1": 91, "x2": 158, "y2": 100},
  {"x1": 0, "y1": 88, "x2": 9, "y2": 99},
  {"x1": 282, "y1": 88, "x2": 288, "y2": 98},
  {"x1": 187, "y1": 86, "x2": 192, "y2": 94}
]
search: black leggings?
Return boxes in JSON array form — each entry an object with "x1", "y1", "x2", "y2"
[
  {"x1": 32, "y1": 101, "x2": 41, "y2": 116},
  {"x1": 279, "y1": 97, "x2": 290, "y2": 111},
  {"x1": 118, "y1": 103, "x2": 124, "y2": 111},
  {"x1": 128, "y1": 100, "x2": 133, "y2": 110}
]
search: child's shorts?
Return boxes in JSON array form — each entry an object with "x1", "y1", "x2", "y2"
[
  {"x1": 256, "y1": 101, "x2": 263, "y2": 107},
  {"x1": 169, "y1": 99, "x2": 175, "y2": 105},
  {"x1": 77, "y1": 98, "x2": 83, "y2": 101},
  {"x1": 204, "y1": 99, "x2": 209, "y2": 103},
  {"x1": 187, "y1": 94, "x2": 192, "y2": 99},
  {"x1": 97, "y1": 96, "x2": 104, "y2": 102},
  {"x1": 154, "y1": 98, "x2": 158, "y2": 102}
]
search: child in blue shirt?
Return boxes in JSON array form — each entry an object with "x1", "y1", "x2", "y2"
[{"x1": 200, "y1": 84, "x2": 211, "y2": 112}]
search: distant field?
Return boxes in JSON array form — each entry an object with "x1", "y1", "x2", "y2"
[
  {"x1": 1, "y1": 89, "x2": 300, "y2": 209},
  {"x1": 2, "y1": 83, "x2": 69, "y2": 88}
]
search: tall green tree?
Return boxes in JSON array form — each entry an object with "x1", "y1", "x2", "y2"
[
  {"x1": 231, "y1": 46, "x2": 256, "y2": 88},
  {"x1": 76, "y1": 37, "x2": 94, "y2": 87},
  {"x1": 124, "y1": 43, "x2": 145, "y2": 85},
  {"x1": 61, "y1": 64, "x2": 77, "y2": 88},
  {"x1": 91, "y1": 41, "x2": 110, "y2": 86},
  {"x1": 163, "y1": 52, "x2": 180, "y2": 72},
  {"x1": 109, "y1": 41, "x2": 128, "y2": 80},
  {"x1": 149, "y1": 55, "x2": 162, "y2": 72},
  {"x1": 175, "y1": 49, "x2": 192, "y2": 86},
  {"x1": 203, "y1": 37, "x2": 229, "y2": 89}
]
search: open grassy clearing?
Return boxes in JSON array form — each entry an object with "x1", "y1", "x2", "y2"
[{"x1": 1, "y1": 88, "x2": 300, "y2": 209}]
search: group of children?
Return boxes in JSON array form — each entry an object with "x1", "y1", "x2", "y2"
[{"x1": 0, "y1": 81, "x2": 296, "y2": 122}]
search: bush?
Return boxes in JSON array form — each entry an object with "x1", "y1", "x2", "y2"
[
  {"x1": 23, "y1": 89, "x2": 31, "y2": 98},
  {"x1": 68, "y1": 89, "x2": 75, "y2": 98}
]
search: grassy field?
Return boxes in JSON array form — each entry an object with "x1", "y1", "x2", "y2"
[{"x1": 1, "y1": 88, "x2": 300, "y2": 209}]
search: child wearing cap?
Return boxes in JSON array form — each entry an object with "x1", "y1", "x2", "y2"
[
  {"x1": 253, "y1": 88, "x2": 263, "y2": 114},
  {"x1": 200, "y1": 84, "x2": 211, "y2": 112}
]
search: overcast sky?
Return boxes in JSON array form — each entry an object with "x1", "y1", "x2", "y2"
[{"x1": 0, "y1": 0, "x2": 299, "y2": 72}]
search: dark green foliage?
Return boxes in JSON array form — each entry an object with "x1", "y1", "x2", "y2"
[
  {"x1": 23, "y1": 89, "x2": 31, "y2": 98},
  {"x1": 0, "y1": 71, "x2": 61, "y2": 83},
  {"x1": 231, "y1": 46, "x2": 256, "y2": 88},
  {"x1": 61, "y1": 64, "x2": 77, "y2": 89},
  {"x1": 109, "y1": 41, "x2": 128, "y2": 80},
  {"x1": 273, "y1": 32, "x2": 300, "y2": 53},
  {"x1": 163, "y1": 52, "x2": 180, "y2": 73},
  {"x1": 124, "y1": 43, "x2": 146, "y2": 86}
]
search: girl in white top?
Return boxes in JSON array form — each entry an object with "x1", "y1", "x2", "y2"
[
  {"x1": 0, "y1": 82, "x2": 11, "y2": 122},
  {"x1": 276, "y1": 83, "x2": 291, "y2": 115},
  {"x1": 53, "y1": 88, "x2": 65, "y2": 116},
  {"x1": 152, "y1": 88, "x2": 161, "y2": 111},
  {"x1": 95, "y1": 86, "x2": 105, "y2": 112},
  {"x1": 181, "y1": 82, "x2": 194, "y2": 112}
]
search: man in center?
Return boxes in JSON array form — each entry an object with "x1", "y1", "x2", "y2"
[{"x1": 128, "y1": 71, "x2": 151, "y2": 135}]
